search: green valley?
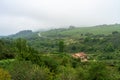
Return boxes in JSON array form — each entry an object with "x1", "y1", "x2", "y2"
[{"x1": 0, "y1": 24, "x2": 120, "y2": 80}]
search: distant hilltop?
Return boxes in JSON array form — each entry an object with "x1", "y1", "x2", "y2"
[
  {"x1": 15, "y1": 30, "x2": 33, "y2": 35},
  {"x1": 7, "y1": 30, "x2": 37, "y2": 39},
  {"x1": 0, "y1": 23, "x2": 120, "y2": 39}
]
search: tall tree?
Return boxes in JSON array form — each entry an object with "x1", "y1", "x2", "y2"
[
  {"x1": 15, "y1": 38, "x2": 29, "y2": 60},
  {"x1": 15, "y1": 38, "x2": 28, "y2": 53},
  {"x1": 59, "y1": 40, "x2": 64, "y2": 53}
]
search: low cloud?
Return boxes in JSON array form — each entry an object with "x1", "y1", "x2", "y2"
[{"x1": 0, "y1": 0, "x2": 120, "y2": 35}]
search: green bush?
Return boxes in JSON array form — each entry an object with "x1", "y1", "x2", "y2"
[
  {"x1": 0, "y1": 68, "x2": 11, "y2": 80},
  {"x1": 75, "y1": 67, "x2": 89, "y2": 80},
  {"x1": 57, "y1": 66, "x2": 77, "y2": 80},
  {"x1": 9, "y1": 61, "x2": 50, "y2": 80},
  {"x1": 88, "y1": 62, "x2": 110, "y2": 80}
]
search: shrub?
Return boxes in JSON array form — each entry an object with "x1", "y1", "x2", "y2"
[
  {"x1": 0, "y1": 68, "x2": 11, "y2": 80},
  {"x1": 9, "y1": 61, "x2": 50, "y2": 80},
  {"x1": 31, "y1": 65, "x2": 50, "y2": 80},
  {"x1": 75, "y1": 67, "x2": 89, "y2": 80},
  {"x1": 57, "y1": 66, "x2": 77, "y2": 80},
  {"x1": 88, "y1": 62, "x2": 110, "y2": 80}
]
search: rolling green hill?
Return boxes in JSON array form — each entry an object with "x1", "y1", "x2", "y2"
[
  {"x1": 40, "y1": 24, "x2": 120, "y2": 38},
  {"x1": 6, "y1": 30, "x2": 38, "y2": 39},
  {"x1": 1, "y1": 24, "x2": 120, "y2": 39}
]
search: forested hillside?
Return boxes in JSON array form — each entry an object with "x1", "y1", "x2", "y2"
[
  {"x1": 0, "y1": 24, "x2": 120, "y2": 80},
  {"x1": 41, "y1": 24, "x2": 120, "y2": 38}
]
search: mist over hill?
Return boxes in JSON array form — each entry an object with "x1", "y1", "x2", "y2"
[
  {"x1": 0, "y1": 24, "x2": 120, "y2": 80},
  {"x1": 0, "y1": 24, "x2": 120, "y2": 39},
  {"x1": 1, "y1": 0, "x2": 120, "y2": 79}
]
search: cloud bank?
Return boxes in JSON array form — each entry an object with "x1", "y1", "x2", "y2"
[{"x1": 0, "y1": 0, "x2": 120, "y2": 35}]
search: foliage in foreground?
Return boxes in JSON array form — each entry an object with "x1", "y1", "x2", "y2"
[
  {"x1": 0, "y1": 68, "x2": 11, "y2": 80},
  {"x1": 0, "y1": 53, "x2": 120, "y2": 80},
  {"x1": 0, "y1": 30, "x2": 120, "y2": 80}
]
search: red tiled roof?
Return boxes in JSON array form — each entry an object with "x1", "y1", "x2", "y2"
[{"x1": 72, "y1": 52, "x2": 87, "y2": 58}]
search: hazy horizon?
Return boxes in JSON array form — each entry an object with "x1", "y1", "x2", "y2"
[{"x1": 0, "y1": 0, "x2": 120, "y2": 35}]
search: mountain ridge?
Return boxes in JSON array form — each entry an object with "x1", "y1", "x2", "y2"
[{"x1": 0, "y1": 24, "x2": 120, "y2": 39}]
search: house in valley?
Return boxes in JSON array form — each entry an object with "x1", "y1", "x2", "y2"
[{"x1": 72, "y1": 52, "x2": 88, "y2": 62}]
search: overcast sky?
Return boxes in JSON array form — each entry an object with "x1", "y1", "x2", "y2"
[{"x1": 0, "y1": 0, "x2": 120, "y2": 35}]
